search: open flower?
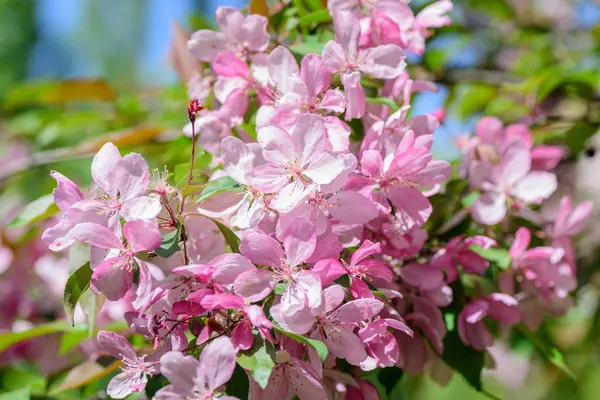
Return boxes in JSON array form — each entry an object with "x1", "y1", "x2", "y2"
[
  {"x1": 65, "y1": 219, "x2": 161, "y2": 301},
  {"x1": 156, "y1": 337, "x2": 238, "y2": 400},
  {"x1": 97, "y1": 331, "x2": 164, "y2": 399}
]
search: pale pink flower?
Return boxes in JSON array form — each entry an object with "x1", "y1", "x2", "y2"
[
  {"x1": 358, "y1": 317, "x2": 413, "y2": 368},
  {"x1": 348, "y1": 132, "x2": 451, "y2": 229},
  {"x1": 257, "y1": 349, "x2": 327, "y2": 400},
  {"x1": 97, "y1": 331, "x2": 164, "y2": 399},
  {"x1": 323, "y1": 11, "x2": 406, "y2": 119},
  {"x1": 265, "y1": 47, "x2": 346, "y2": 125},
  {"x1": 431, "y1": 235, "x2": 497, "y2": 282},
  {"x1": 234, "y1": 218, "x2": 321, "y2": 313},
  {"x1": 272, "y1": 285, "x2": 384, "y2": 366},
  {"x1": 156, "y1": 337, "x2": 238, "y2": 400},
  {"x1": 248, "y1": 115, "x2": 350, "y2": 212},
  {"x1": 65, "y1": 220, "x2": 161, "y2": 301},
  {"x1": 470, "y1": 143, "x2": 557, "y2": 225},
  {"x1": 458, "y1": 294, "x2": 520, "y2": 351},
  {"x1": 313, "y1": 240, "x2": 392, "y2": 299},
  {"x1": 188, "y1": 6, "x2": 269, "y2": 62}
]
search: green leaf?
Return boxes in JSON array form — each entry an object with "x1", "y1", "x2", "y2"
[
  {"x1": 240, "y1": 123, "x2": 258, "y2": 140},
  {"x1": 174, "y1": 150, "x2": 212, "y2": 187},
  {"x1": 273, "y1": 325, "x2": 328, "y2": 361},
  {"x1": 236, "y1": 336, "x2": 276, "y2": 389},
  {"x1": 7, "y1": 194, "x2": 58, "y2": 229},
  {"x1": 365, "y1": 97, "x2": 399, "y2": 112},
  {"x1": 227, "y1": 363, "x2": 251, "y2": 399},
  {"x1": 304, "y1": 0, "x2": 324, "y2": 11},
  {"x1": 517, "y1": 324, "x2": 575, "y2": 379},
  {"x1": 454, "y1": 83, "x2": 497, "y2": 120},
  {"x1": 0, "y1": 387, "x2": 30, "y2": 400},
  {"x1": 442, "y1": 328, "x2": 485, "y2": 391},
  {"x1": 63, "y1": 262, "x2": 93, "y2": 325},
  {"x1": 196, "y1": 176, "x2": 243, "y2": 204},
  {"x1": 0, "y1": 321, "x2": 86, "y2": 353},
  {"x1": 155, "y1": 224, "x2": 182, "y2": 258},
  {"x1": 0, "y1": 366, "x2": 46, "y2": 396},
  {"x1": 80, "y1": 291, "x2": 105, "y2": 338},
  {"x1": 469, "y1": 245, "x2": 511, "y2": 270},
  {"x1": 298, "y1": 9, "x2": 332, "y2": 26},
  {"x1": 274, "y1": 282, "x2": 288, "y2": 295},
  {"x1": 289, "y1": 37, "x2": 325, "y2": 56},
  {"x1": 461, "y1": 192, "x2": 480, "y2": 208},
  {"x1": 211, "y1": 219, "x2": 241, "y2": 253},
  {"x1": 59, "y1": 329, "x2": 88, "y2": 355}
]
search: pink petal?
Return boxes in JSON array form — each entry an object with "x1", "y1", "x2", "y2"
[
  {"x1": 511, "y1": 171, "x2": 557, "y2": 203},
  {"x1": 133, "y1": 261, "x2": 153, "y2": 310},
  {"x1": 322, "y1": 40, "x2": 346, "y2": 71},
  {"x1": 159, "y1": 351, "x2": 198, "y2": 394},
  {"x1": 123, "y1": 220, "x2": 162, "y2": 252},
  {"x1": 341, "y1": 72, "x2": 366, "y2": 120},
  {"x1": 198, "y1": 336, "x2": 236, "y2": 390},
  {"x1": 328, "y1": 191, "x2": 378, "y2": 225},
  {"x1": 188, "y1": 30, "x2": 227, "y2": 62},
  {"x1": 91, "y1": 256, "x2": 133, "y2": 301},
  {"x1": 268, "y1": 46, "x2": 300, "y2": 93},
  {"x1": 66, "y1": 222, "x2": 122, "y2": 249},
  {"x1": 240, "y1": 229, "x2": 284, "y2": 267},
  {"x1": 97, "y1": 330, "x2": 137, "y2": 360},
  {"x1": 212, "y1": 253, "x2": 255, "y2": 285},
  {"x1": 213, "y1": 51, "x2": 249, "y2": 78},
  {"x1": 234, "y1": 268, "x2": 276, "y2": 302},
  {"x1": 107, "y1": 370, "x2": 147, "y2": 399},
  {"x1": 350, "y1": 239, "x2": 381, "y2": 266},
  {"x1": 388, "y1": 187, "x2": 432, "y2": 229},
  {"x1": 114, "y1": 153, "x2": 150, "y2": 201},
  {"x1": 472, "y1": 192, "x2": 506, "y2": 225},
  {"x1": 333, "y1": 10, "x2": 360, "y2": 58},
  {"x1": 401, "y1": 263, "x2": 444, "y2": 291},
  {"x1": 283, "y1": 218, "x2": 317, "y2": 267},
  {"x1": 330, "y1": 298, "x2": 384, "y2": 324},
  {"x1": 121, "y1": 196, "x2": 161, "y2": 221},
  {"x1": 359, "y1": 44, "x2": 406, "y2": 79},
  {"x1": 232, "y1": 321, "x2": 254, "y2": 351},
  {"x1": 530, "y1": 145, "x2": 564, "y2": 170},
  {"x1": 239, "y1": 14, "x2": 269, "y2": 52},
  {"x1": 270, "y1": 303, "x2": 315, "y2": 334},
  {"x1": 360, "y1": 150, "x2": 383, "y2": 178},
  {"x1": 325, "y1": 328, "x2": 368, "y2": 365},
  {"x1": 485, "y1": 293, "x2": 520, "y2": 325},
  {"x1": 50, "y1": 171, "x2": 83, "y2": 213},
  {"x1": 257, "y1": 125, "x2": 295, "y2": 166},
  {"x1": 313, "y1": 259, "x2": 346, "y2": 286},
  {"x1": 91, "y1": 142, "x2": 121, "y2": 197},
  {"x1": 510, "y1": 227, "x2": 531, "y2": 259},
  {"x1": 201, "y1": 294, "x2": 245, "y2": 310},
  {"x1": 288, "y1": 359, "x2": 328, "y2": 400},
  {"x1": 300, "y1": 54, "x2": 331, "y2": 99}
]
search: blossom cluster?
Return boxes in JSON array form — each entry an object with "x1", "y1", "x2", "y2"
[{"x1": 38, "y1": 2, "x2": 592, "y2": 399}]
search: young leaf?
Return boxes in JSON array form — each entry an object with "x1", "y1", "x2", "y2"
[
  {"x1": 0, "y1": 321, "x2": 86, "y2": 353},
  {"x1": 227, "y1": 363, "x2": 251, "y2": 399},
  {"x1": 63, "y1": 262, "x2": 93, "y2": 325},
  {"x1": 155, "y1": 224, "x2": 182, "y2": 258},
  {"x1": 7, "y1": 194, "x2": 58, "y2": 230},
  {"x1": 273, "y1": 325, "x2": 328, "y2": 361},
  {"x1": 298, "y1": 9, "x2": 332, "y2": 26},
  {"x1": 211, "y1": 219, "x2": 241, "y2": 253},
  {"x1": 365, "y1": 97, "x2": 399, "y2": 112},
  {"x1": 0, "y1": 387, "x2": 30, "y2": 400},
  {"x1": 289, "y1": 37, "x2": 326, "y2": 56},
  {"x1": 236, "y1": 336, "x2": 276, "y2": 389},
  {"x1": 196, "y1": 176, "x2": 243, "y2": 204},
  {"x1": 469, "y1": 245, "x2": 512, "y2": 270},
  {"x1": 517, "y1": 324, "x2": 575, "y2": 380}
]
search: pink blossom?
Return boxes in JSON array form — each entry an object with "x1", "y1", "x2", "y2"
[
  {"x1": 258, "y1": 349, "x2": 327, "y2": 400},
  {"x1": 358, "y1": 317, "x2": 413, "y2": 368},
  {"x1": 188, "y1": 6, "x2": 269, "y2": 62},
  {"x1": 458, "y1": 293, "x2": 520, "y2": 351},
  {"x1": 314, "y1": 240, "x2": 392, "y2": 299},
  {"x1": 65, "y1": 219, "x2": 161, "y2": 301},
  {"x1": 248, "y1": 114, "x2": 351, "y2": 212},
  {"x1": 470, "y1": 143, "x2": 557, "y2": 225},
  {"x1": 323, "y1": 11, "x2": 406, "y2": 119},
  {"x1": 97, "y1": 331, "x2": 164, "y2": 399},
  {"x1": 432, "y1": 235, "x2": 497, "y2": 282},
  {"x1": 272, "y1": 284, "x2": 383, "y2": 366},
  {"x1": 234, "y1": 219, "x2": 322, "y2": 313},
  {"x1": 156, "y1": 337, "x2": 238, "y2": 399}
]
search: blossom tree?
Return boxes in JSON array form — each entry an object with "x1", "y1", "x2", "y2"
[{"x1": 1, "y1": 1, "x2": 595, "y2": 399}]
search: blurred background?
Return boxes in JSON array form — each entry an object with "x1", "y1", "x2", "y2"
[{"x1": 2, "y1": 0, "x2": 600, "y2": 399}]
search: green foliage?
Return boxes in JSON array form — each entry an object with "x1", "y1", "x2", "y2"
[
  {"x1": 211, "y1": 219, "x2": 241, "y2": 253},
  {"x1": 469, "y1": 245, "x2": 511, "y2": 270},
  {"x1": 63, "y1": 263, "x2": 93, "y2": 325},
  {"x1": 7, "y1": 194, "x2": 58, "y2": 229},
  {"x1": 272, "y1": 324, "x2": 328, "y2": 361},
  {"x1": 196, "y1": 176, "x2": 243, "y2": 204},
  {"x1": 236, "y1": 336, "x2": 276, "y2": 389},
  {"x1": 155, "y1": 223, "x2": 182, "y2": 258}
]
